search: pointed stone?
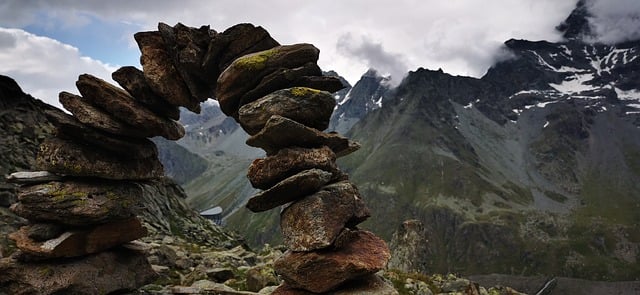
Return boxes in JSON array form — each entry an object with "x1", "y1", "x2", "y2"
[
  {"x1": 75, "y1": 74, "x2": 185, "y2": 140},
  {"x1": 273, "y1": 230, "x2": 391, "y2": 293},
  {"x1": 9, "y1": 217, "x2": 146, "y2": 258},
  {"x1": 0, "y1": 248, "x2": 157, "y2": 294},
  {"x1": 281, "y1": 181, "x2": 371, "y2": 251},
  {"x1": 247, "y1": 146, "x2": 339, "y2": 190},
  {"x1": 238, "y1": 87, "x2": 335, "y2": 135},
  {"x1": 158, "y1": 22, "x2": 216, "y2": 101},
  {"x1": 11, "y1": 179, "x2": 142, "y2": 225},
  {"x1": 202, "y1": 23, "x2": 280, "y2": 83},
  {"x1": 45, "y1": 109, "x2": 159, "y2": 159},
  {"x1": 216, "y1": 44, "x2": 320, "y2": 118},
  {"x1": 135, "y1": 31, "x2": 201, "y2": 113},
  {"x1": 112, "y1": 66, "x2": 181, "y2": 120},
  {"x1": 246, "y1": 169, "x2": 332, "y2": 212},
  {"x1": 36, "y1": 137, "x2": 164, "y2": 180},
  {"x1": 246, "y1": 115, "x2": 360, "y2": 157}
]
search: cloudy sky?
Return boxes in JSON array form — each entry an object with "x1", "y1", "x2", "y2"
[{"x1": 1, "y1": 0, "x2": 639, "y2": 110}]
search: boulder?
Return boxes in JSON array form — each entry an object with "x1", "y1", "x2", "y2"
[
  {"x1": 0, "y1": 248, "x2": 157, "y2": 294},
  {"x1": 238, "y1": 62, "x2": 322, "y2": 107},
  {"x1": 280, "y1": 181, "x2": 370, "y2": 251},
  {"x1": 246, "y1": 115, "x2": 360, "y2": 157},
  {"x1": 6, "y1": 171, "x2": 62, "y2": 185},
  {"x1": 135, "y1": 31, "x2": 201, "y2": 113},
  {"x1": 11, "y1": 179, "x2": 142, "y2": 225},
  {"x1": 272, "y1": 275, "x2": 398, "y2": 295},
  {"x1": 273, "y1": 230, "x2": 391, "y2": 293},
  {"x1": 9, "y1": 217, "x2": 146, "y2": 258},
  {"x1": 216, "y1": 44, "x2": 320, "y2": 117},
  {"x1": 75, "y1": 74, "x2": 185, "y2": 140},
  {"x1": 246, "y1": 169, "x2": 333, "y2": 212},
  {"x1": 59, "y1": 91, "x2": 149, "y2": 138},
  {"x1": 36, "y1": 137, "x2": 164, "y2": 180},
  {"x1": 158, "y1": 22, "x2": 216, "y2": 101},
  {"x1": 203, "y1": 23, "x2": 280, "y2": 82},
  {"x1": 247, "y1": 146, "x2": 339, "y2": 190},
  {"x1": 45, "y1": 109, "x2": 159, "y2": 159},
  {"x1": 112, "y1": 66, "x2": 181, "y2": 120},
  {"x1": 25, "y1": 223, "x2": 64, "y2": 242},
  {"x1": 238, "y1": 87, "x2": 335, "y2": 135}
]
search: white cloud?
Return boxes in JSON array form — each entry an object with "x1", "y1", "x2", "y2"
[
  {"x1": 588, "y1": 0, "x2": 640, "y2": 43},
  {"x1": 0, "y1": 28, "x2": 116, "y2": 110}
]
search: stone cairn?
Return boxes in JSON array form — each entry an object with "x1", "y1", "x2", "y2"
[{"x1": 2, "y1": 22, "x2": 394, "y2": 294}]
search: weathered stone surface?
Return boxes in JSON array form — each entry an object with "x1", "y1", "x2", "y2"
[
  {"x1": 246, "y1": 265, "x2": 279, "y2": 292},
  {"x1": 158, "y1": 22, "x2": 216, "y2": 101},
  {"x1": 45, "y1": 109, "x2": 159, "y2": 159},
  {"x1": 11, "y1": 179, "x2": 142, "y2": 225},
  {"x1": 203, "y1": 23, "x2": 280, "y2": 82},
  {"x1": 112, "y1": 66, "x2": 181, "y2": 120},
  {"x1": 247, "y1": 146, "x2": 339, "y2": 190},
  {"x1": 76, "y1": 74, "x2": 185, "y2": 140},
  {"x1": 238, "y1": 62, "x2": 322, "y2": 107},
  {"x1": 0, "y1": 248, "x2": 157, "y2": 294},
  {"x1": 388, "y1": 219, "x2": 430, "y2": 273},
  {"x1": 273, "y1": 230, "x2": 391, "y2": 293},
  {"x1": 272, "y1": 275, "x2": 398, "y2": 295},
  {"x1": 59, "y1": 91, "x2": 149, "y2": 138},
  {"x1": 6, "y1": 171, "x2": 62, "y2": 184},
  {"x1": 26, "y1": 223, "x2": 64, "y2": 242},
  {"x1": 246, "y1": 169, "x2": 332, "y2": 212},
  {"x1": 238, "y1": 87, "x2": 335, "y2": 135},
  {"x1": 246, "y1": 115, "x2": 360, "y2": 157},
  {"x1": 295, "y1": 75, "x2": 346, "y2": 93},
  {"x1": 135, "y1": 31, "x2": 201, "y2": 113},
  {"x1": 10, "y1": 217, "x2": 146, "y2": 258},
  {"x1": 216, "y1": 44, "x2": 319, "y2": 117},
  {"x1": 36, "y1": 137, "x2": 164, "y2": 180},
  {"x1": 281, "y1": 181, "x2": 370, "y2": 251}
]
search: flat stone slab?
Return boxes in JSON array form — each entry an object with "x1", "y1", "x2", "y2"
[
  {"x1": 238, "y1": 87, "x2": 335, "y2": 135},
  {"x1": 112, "y1": 66, "x2": 181, "y2": 120},
  {"x1": 9, "y1": 217, "x2": 146, "y2": 258},
  {"x1": 246, "y1": 115, "x2": 360, "y2": 157},
  {"x1": 246, "y1": 169, "x2": 332, "y2": 212},
  {"x1": 6, "y1": 171, "x2": 62, "y2": 184},
  {"x1": 272, "y1": 275, "x2": 398, "y2": 295}
]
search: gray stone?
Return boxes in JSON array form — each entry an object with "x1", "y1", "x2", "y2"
[
  {"x1": 246, "y1": 169, "x2": 332, "y2": 212},
  {"x1": 112, "y1": 66, "x2": 181, "y2": 120},
  {"x1": 26, "y1": 223, "x2": 64, "y2": 242},
  {"x1": 6, "y1": 171, "x2": 62, "y2": 184}
]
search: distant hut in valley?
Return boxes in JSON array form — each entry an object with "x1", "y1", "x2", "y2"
[{"x1": 200, "y1": 206, "x2": 223, "y2": 225}]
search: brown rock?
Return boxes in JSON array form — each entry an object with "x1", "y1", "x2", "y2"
[
  {"x1": 112, "y1": 66, "x2": 181, "y2": 120},
  {"x1": 0, "y1": 248, "x2": 157, "y2": 294},
  {"x1": 280, "y1": 181, "x2": 370, "y2": 251},
  {"x1": 247, "y1": 146, "x2": 339, "y2": 190},
  {"x1": 295, "y1": 75, "x2": 347, "y2": 93},
  {"x1": 273, "y1": 230, "x2": 391, "y2": 293},
  {"x1": 11, "y1": 179, "x2": 142, "y2": 225},
  {"x1": 238, "y1": 87, "x2": 335, "y2": 135},
  {"x1": 272, "y1": 275, "x2": 398, "y2": 295},
  {"x1": 25, "y1": 223, "x2": 64, "y2": 242},
  {"x1": 246, "y1": 169, "x2": 332, "y2": 212},
  {"x1": 59, "y1": 91, "x2": 148, "y2": 138},
  {"x1": 203, "y1": 23, "x2": 280, "y2": 82},
  {"x1": 216, "y1": 44, "x2": 320, "y2": 117},
  {"x1": 75, "y1": 74, "x2": 185, "y2": 140},
  {"x1": 45, "y1": 109, "x2": 159, "y2": 159},
  {"x1": 135, "y1": 31, "x2": 201, "y2": 113},
  {"x1": 246, "y1": 115, "x2": 360, "y2": 157},
  {"x1": 36, "y1": 137, "x2": 164, "y2": 180},
  {"x1": 158, "y1": 22, "x2": 216, "y2": 101},
  {"x1": 9, "y1": 217, "x2": 146, "y2": 258},
  {"x1": 238, "y1": 62, "x2": 322, "y2": 107}
]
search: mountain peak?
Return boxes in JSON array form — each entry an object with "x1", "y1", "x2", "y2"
[{"x1": 556, "y1": 0, "x2": 594, "y2": 41}]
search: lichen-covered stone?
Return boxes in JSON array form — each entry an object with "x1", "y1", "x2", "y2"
[
  {"x1": 76, "y1": 74, "x2": 185, "y2": 140},
  {"x1": 273, "y1": 229, "x2": 391, "y2": 293},
  {"x1": 112, "y1": 66, "x2": 181, "y2": 120},
  {"x1": 280, "y1": 181, "x2": 371, "y2": 251},
  {"x1": 246, "y1": 169, "x2": 332, "y2": 212},
  {"x1": 216, "y1": 44, "x2": 320, "y2": 118},
  {"x1": 11, "y1": 179, "x2": 142, "y2": 225},
  {"x1": 36, "y1": 137, "x2": 164, "y2": 180},
  {"x1": 135, "y1": 31, "x2": 201, "y2": 113},
  {"x1": 246, "y1": 115, "x2": 360, "y2": 157},
  {"x1": 238, "y1": 87, "x2": 335, "y2": 135},
  {"x1": 247, "y1": 146, "x2": 339, "y2": 190}
]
